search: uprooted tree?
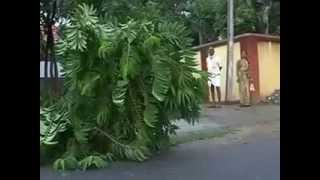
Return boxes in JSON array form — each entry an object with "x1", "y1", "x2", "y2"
[{"x1": 40, "y1": 4, "x2": 208, "y2": 171}]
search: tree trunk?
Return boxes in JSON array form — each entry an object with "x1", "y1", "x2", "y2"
[
  {"x1": 43, "y1": 0, "x2": 60, "y2": 96},
  {"x1": 263, "y1": 1, "x2": 272, "y2": 34},
  {"x1": 265, "y1": 16, "x2": 269, "y2": 34},
  {"x1": 198, "y1": 31, "x2": 203, "y2": 45}
]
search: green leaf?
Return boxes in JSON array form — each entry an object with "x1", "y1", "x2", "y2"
[
  {"x1": 119, "y1": 45, "x2": 141, "y2": 80},
  {"x1": 152, "y1": 58, "x2": 171, "y2": 101},
  {"x1": 79, "y1": 74, "x2": 101, "y2": 96},
  {"x1": 73, "y1": 125, "x2": 91, "y2": 144},
  {"x1": 143, "y1": 103, "x2": 158, "y2": 128},
  {"x1": 53, "y1": 155, "x2": 78, "y2": 171},
  {"x1": 40, "y1": 106, "x2": 68, "y2": 146},
  {"x1": 143, "y1": 35, "x2": 160, "y2": 50},
  {"x1": 98, "y1": 41, "x2": 113, "y2": 59},
  {"x1": 112, "y1": 80, "x2": 128, "y2": 106},
  {"x1": 66, "y1": 26, "x2": 87, "y2": 52},
  {"x1": 79, "y1": 155, "x2": 107, "y2": 170},
  {"x1": 75, "y1": 4, "x2": 98, "y2": 29},
  {"x1": 56, "y1": 39, "x2": 68, "y2": 56}
]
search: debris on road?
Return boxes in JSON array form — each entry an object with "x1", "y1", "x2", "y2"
[{"x1": 264, "y1": 89, "x2": 280, "y2": 105}]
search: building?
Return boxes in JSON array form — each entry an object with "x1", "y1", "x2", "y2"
[{"x1": 193, "y1": 33, "x2": 280, "y2": 104}]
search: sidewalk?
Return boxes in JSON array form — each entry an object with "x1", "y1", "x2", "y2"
[{"x1": 171, "y1": 104, "x2": 280, "y2": 144}]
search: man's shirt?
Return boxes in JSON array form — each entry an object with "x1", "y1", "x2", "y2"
[{"x1": 207, "y1": 55, "x2": 221, "y2": 76}]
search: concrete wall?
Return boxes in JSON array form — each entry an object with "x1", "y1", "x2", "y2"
[
  {"x1": 194, "y1": 51, "x2": 202, "y2": 70},
  {"x1": 257, "y1": 41, "x2": 280, "y2": 97}
]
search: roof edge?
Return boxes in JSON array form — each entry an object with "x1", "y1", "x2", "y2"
[{"x1": 192, "y1": 33, "x2": 280, "y2": 50}]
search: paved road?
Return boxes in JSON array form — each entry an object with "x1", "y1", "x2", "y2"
[
  {"x1": 40, "y1": 136, "x2": 279, "y2": 180},
  {"x1": 40, "y1": 105, "x2": 280, "y2": 180}
]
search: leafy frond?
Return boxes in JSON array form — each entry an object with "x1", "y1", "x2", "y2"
[
  {"x1": 119, "y1": 45, "x2": 141, "y2": 80},
  {"x1": 157, "y1": 21, "x2": 193, "y2": 48},
  {"x1": 95, "y1": 127, "x2": 148, "y2": 162},
  {"x1": 42, "y1": 3, "x2": 208, "y2": 171},
  {"x1": 143, "y1": 35, "x2": 161, "y2": 50},
  {"x1": 112, "y1": 80, "x2": 128, "y2": 106},
  {"x1": 65, "y1": 25, "x2": 88, "y2": 51},
  {"x1": 40, "y1": 106, "x2": 68, "y2": 145},
  {"x1": 152, "y1": 56, "x2": 171, "y2": 101},
  {"x1": 78, "y1": 154, "x2": 108, "y2": 170},
  {"x1": 73, "y1": 125, "x2": 91, "y2": 144},
  {"x1": 53, "y1": 155, "x2": 78, "y2": 171},
  {"x1": 143, "y1": 103, "x2": 158, "y2": 128},
  {"x1": 73, "y1": 4, "x2": 98, "y2": 29},
  {"x1": 96, "y1": 104, "x2": 111, "y2": 127}
]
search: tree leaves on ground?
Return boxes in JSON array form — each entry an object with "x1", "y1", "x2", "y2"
[{"x1": 78, "y1": 154, "x2": 108, "y2": 170}]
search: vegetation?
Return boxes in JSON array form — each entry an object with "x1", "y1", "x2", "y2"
[
  {"x1": 40, "y1": 0, "x2": 280, "y2": 171},
  {"x1": 40, "y1": 4, "x2": 208, "y2": 171},
  {"x1": 185, "y1": 0, "x2": 280, "y2": 43}
]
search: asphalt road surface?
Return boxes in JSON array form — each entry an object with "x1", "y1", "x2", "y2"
[{"x1": 40, "y1": 135, "x2": 279, "y2": 180}]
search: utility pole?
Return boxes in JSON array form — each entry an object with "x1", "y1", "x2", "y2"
[{"x1": 225, "y1": 0, "x2": 234, "y2": 102}]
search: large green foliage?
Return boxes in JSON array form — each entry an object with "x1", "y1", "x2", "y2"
[
  {"x1": 40, "y1": 3, "x2": 207, "y2": 171},
  {"x1": 184, "y1": 0, "x2": 279, "y2": 43},
  {"x1": 186, "y1": 0, "x2": 227, "y2": 42},
  {"x1": 235, "y1": 0, "x2": 258, "y2": 34},
  {"x1": 41, "y1": 0, "x2": 280, "y2": 46},
  {"x1": 255, "y1": 0, "x2": 280, "y2": 34}
]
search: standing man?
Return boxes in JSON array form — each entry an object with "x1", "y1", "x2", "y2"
[
  {"x1": 207, "y1": 47, "x2": 222, "y2": 108},
  {"x1": 236, "y1": 51, "x2": 251, "y2": 107}
]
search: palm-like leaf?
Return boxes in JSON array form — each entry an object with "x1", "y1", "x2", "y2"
[
  {"x1": 42, "y1": 3, "x2": 208, "y2": 171},
  {"x1": 152, "y1": 56, "x2": 171, "y2": 101},
  {"x1": 112, "y1": 80, "x2": 128, "y2": 106},
  {"x1": 78, "y1": 154, "x2": 107, "y2": 170},
  {"x1": 40, "y1": 106, "x2": 68, "y2": 145},
  {"x1": 143, "y1": 103, "x2": 158, "y2": 128},
  {"x1": 53, "y1": 155, "x2": 78, "y2": 171}
]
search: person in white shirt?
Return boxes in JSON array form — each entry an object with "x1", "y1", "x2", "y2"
[{"x1": 207, "y1": 47, "x2": 222, "y2": 108}]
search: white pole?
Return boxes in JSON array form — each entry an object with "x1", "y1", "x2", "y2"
[{"x1": 225, "y1": 0, "x2": 234, "y2": 102}]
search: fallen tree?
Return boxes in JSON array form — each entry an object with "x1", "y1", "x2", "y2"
[{"x1": 40, "y1": 4, "x2": 208, "y2": 171}]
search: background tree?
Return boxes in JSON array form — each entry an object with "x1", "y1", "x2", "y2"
[
  {"x1": 40, "y1": 0, "x2": 280, "y2": 57},
  {"x1": 185, "y1": 0, "x2": 227, "y2": 44},
  {"x1": 235, "y1": 0, "x2": 258, "y2": 35},
  {"x1": 254, "y1": 0, "x2": 280, "y2": 35},
  {"x1": 185, "y1": 0, "x2": 280, "y2": 44}
]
